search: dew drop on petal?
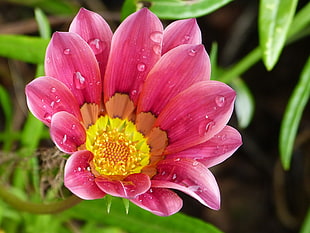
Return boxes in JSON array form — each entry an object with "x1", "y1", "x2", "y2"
[
  {"x1": 50, "y1": 87, "x2": 56, "y2": 93},
  {"x1": 63, "y1": 48, "x2": 71, "y2": 55},
  {"x1": 62, "y1": 134, "x2": 67, "y2": 144},
  {"x1": 188, "y1": 48, "x2": 197, "y2": 56},
  {"x1": 188, "y1": 185, "x2": 200, "y2": 192},
  {"x1": 50, "y1": 101, "x2": 55, "y2": 108},
  {"x1": 86, "y1": 166, "x2": 91, "y2": 171},
  {"x1": 152, "y1": 44, "x2": 162, "y2": 55},
  {"x1": 43, "y1": 112, "x2": 52, "y2": 122},
  {"x1": 183, "y1": 34, "x2": 191, "y2": 42},
  {"x1": 172, "y1": 174, "x2": 177, "y2": 180},
  {"x1": 215, "y1": 95, "x2": 226, "y2": 107},
  {"x1": 131, "y1": 89, "x2": 137, "y2": 96},
  {"x1": 73, "y1": 72, "x2": 86, "y2": 90},
  {"x1": 192, "y1": 161, "x2": 199, "y2": 166},
  {"x1": 137, "y1": 63, "x2": 146, "y2": 72},
  {"x1": 88, "y1": 38, "x2": 105, "y2": 55},
  {"x1": 198, "y1": 120, "x2": 215, "y2": 136},
  {"x1": 150, "y1": 31, "x2": 163, "y2": 44},
  {"x1": 77, "y1": 167, "x2": 82, "y2": 172},
  {"x1": 71, "y1": 124, "x2": 76, "y2": 130}
]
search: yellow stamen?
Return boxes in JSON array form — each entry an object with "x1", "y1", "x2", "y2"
[{"x1": 86, "y1": 116, "x2": 150, "y2": 176}]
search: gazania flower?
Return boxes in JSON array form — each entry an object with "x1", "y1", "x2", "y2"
[{"x1": 25, "y1": 8, "x2": 242, "y2": 216}]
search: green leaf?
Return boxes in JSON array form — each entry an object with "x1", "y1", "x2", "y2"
[
  {"x1": 147, "y1": 0, "x2": 233, "y2": 19},
  {"x1": 0, "y1": 85, "x2": 13, "y2": 126},
  {"x1": 232, "y1": 77, "x2": 255, "y2": 128},
  {"x1": 121, "y1": 0, "x2": 137, "y2": 20},
  {"x1": 259, "y1": 0, "x2": 299, "y2": 70},
  {"x1": 21, "y1": 113, "x2": 44, "y2": 151},
  {"x1": 35, "y1": 8, "x2": 51, "y2": 39},
  {"x1": 64, "y1": 198, "x2": 223, "y2": 233},
  {"x1": 4, "y1": 0, "x2": 78, "y2": 15},
  {"x1": 300, "y1": 207, "x2": 310, "y2": 233},
  {"x1": 0, "y1": 35, "x2": 48, "y2": 64},
  {"x1": 279, "y1": 56, "x2": 310, "y2": 170},
  {"x1": 287, "y1": 1, "x2": 310, "y2": 42}
]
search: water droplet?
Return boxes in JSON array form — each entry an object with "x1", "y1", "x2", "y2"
[
  {"x1": 71, "y1": 124, "x2": 76, "y2": 130},
  {"x1": 198, "y1": 120, "x2": 215, "y2": 136},
  {"x1": 172, "y1": 174, "x2": 177, "y2": 180},
  {"x1": 152, "y1": 44, "x2": 162, "y2": 55},
  {"x1": 205, "y1": 115, "x2": 209, "y2": 119},
  {"x1": 56, "y1": 98, "x2": 61, "y2": 103},
  {"x1": 73, "y1": 72, "x2": 86, "y2": 89},
  {"x1": 96, "y1": 81, "x2": 101, "y2": 86},
  {"x1": 63, "y1": 48, "x2": 71, "y2": 55},
  {"x1": 88, "y1": 38, "x2": 105, "y2": 54},
  {"x1": 221, "y1": 134, "x2": 227, "y2": 141},
  {"x1": 77, "y1": 167, "x2": 82, "y2": 172},
  {"x1": 174, "y1": 158, "x2": 181, "y2": 162},
  {"x1": 150, "y1": 31, "x2": 163, "y2": 44},
  {"x1": 62, "y1": 134, "x2": 67, "y2": 144},
  {"x1": 50, "y1": 101, "x2": 55, "y2": 108},
  {"x1": 192, "y1": 161, "x2": 199, "y2": 166},
  {"x1": 161, "y1": 171, "x2": 166, "y2": 176},
  {"x1": 215, "y1": 95, "x2": 225, "y2": 107},
  {"x1": 149, "y1": 188, "x2": 153, "y2": 193},
  {"x1": 86, "y1": 166, "x2": 91, "y2": 171},
  {"x1": 50, "y1": 87, "x2": 56, "y2": 93},
  {"x1": 137, "y1": 63, "x2": 146, "y2": 72},
  {"x1": 184, "y1": 35, "x2": 190, "y2": 41},
  {"x1": 188, "y1": 48, "x2": 197, "y2": 56},
  {"x1": 188, "y1": 185, "x2": 200, "y2": 192},
  {"x1": 43, "y1": 112, "x2": 52, "y2": 122},
  {"x1": 131, "y1": 89, "x2": 137, "y2": 96}
]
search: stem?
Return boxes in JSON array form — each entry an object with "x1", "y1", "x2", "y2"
[
  {"x1": 0, "y1": 183, "x2": 82, "y2": 214},
  {"x1": 219, "y1": 47, "x2": 262, "y2": 83}
]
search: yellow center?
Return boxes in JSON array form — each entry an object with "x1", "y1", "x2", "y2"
[{"x1": 85, "y1": 116, "x2": 150, "y2": 176}]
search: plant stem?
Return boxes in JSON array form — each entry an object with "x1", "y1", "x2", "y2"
[
  {"x1": 219, "y1": 47, "x2": 262, "y2": 84},
  {"x1": 0, "y1": 183, "x2": 82, "y2": 214}
]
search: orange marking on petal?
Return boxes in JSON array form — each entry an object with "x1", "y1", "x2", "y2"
[
  {"x1": 105, "y1": 93, "x2": 135, "y2": 119},
  {"x1": 147, "y1": 127, "x2": 168, "y2": 156},
  {"x1": 136, "y1": 112, "x2": 157, "y2": 135},
  {"x1": 80, "y1": 103, "x2": 99, "y2": 127}
]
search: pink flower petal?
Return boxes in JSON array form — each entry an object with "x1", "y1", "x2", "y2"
[
  {"x1": 64, "y1": 150, "x2": 106, "y2": 200},
  {"x1": 166, "y1": 126, "x2": 242, "y2": 168},
  {"x1": 25, "y1": 76, "x2": 82, "y2": 126},
  {"x1": 104, "y1": 8, "x2": 163, "y2": 104},
  {"x1": 130, "y1": 187, "x2": 183, "y2": 216},
  {"x1": 69, "y1": 8, "x2": 112, "y2": 78},
  {"x1": 45, "y1": 32, "x2": 101, "y2": 106},
  {"x1": 95, "y1": 173, "x2": 151, "y2": 198},
  {"x1": 154, "y1": 81, "x2": 236, "y2": 154},
  {"x1": 163, "y1": 18, "x2": 201, "y2": 54},
  {"x1": 152, "y1": 158, "x2": 220, "y2": 210},
  {"x1": 50, "y1": 111, "x2": 86, "y2": 153},
  {"x1": 137, "y1": 44, "x2": 210, "y2": 116}
]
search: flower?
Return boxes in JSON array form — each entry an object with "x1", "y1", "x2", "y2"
[{"x1": 25, "y1": 8, "x2": 242, "y2": 216}]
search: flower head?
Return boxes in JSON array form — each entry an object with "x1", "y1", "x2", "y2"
[{"x1": 25, "y1": 8, "x2": 242, "y2": 216}]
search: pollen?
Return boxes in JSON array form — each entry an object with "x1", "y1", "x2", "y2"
[{"x1": 85, "y1": 116, "x2": 151, "y2": 176}]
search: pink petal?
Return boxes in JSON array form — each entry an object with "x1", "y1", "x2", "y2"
[
  {"x1": 25, "y1": 76, "x2": 82, "y2": 126},
  {"x1": 50, "y1": 111, "x2": 86, "y2": 153},
  {"x1": 163, "y1": 18, "x2": 201, "y2": 54},
  {"x1": 130, "y1": 187, "x2": 183, "y2": 216},
  {"x1": 95, "y1": 173, "x2": 151, "y2": 198},
  {"x1": 152, "y1": 158, "x2": 220, "y2": 210},
  {"x1": 69, "y1": 8, "x2": 112, "y2": 78},
  {"x1": 64, "y1": 150, "x2": 106, "y2": 200},
  {"x1": 45, "y1": 32, "x2": 101, "y2": 106},
  {"x1": 137, "y1": 44, "x2": 210, "y2": 116},
  {"x1": 104, "y1": 8, "x2": 163, "y2": 104},
  {"x1": 166, "y1": 126, "x2": 242, "y2": 168},
  {"x1": 153, "y1": 81, "x2": 236, "y2": 154}
]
